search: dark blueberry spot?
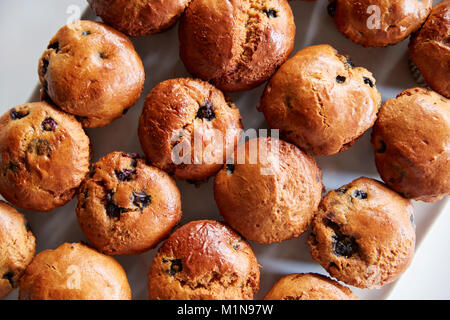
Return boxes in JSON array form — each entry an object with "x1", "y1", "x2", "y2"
[
  {"x1": 98, "y1": 52, "x2": 108, "y2": 59},
  {"x1": 363, "y1": 77, "x2": 374, "y2": 88},
  {"x1": 41, "y1": 59, "x2": 49, "y2": 75},
  {"x1": 47, "y1": 41, "x2": 59, "y2": 53},
  {"x1": 81, "y1": 30, "x2": 91, "y2": 36},
  {"x1": 263, "y1": 9, "x2": 278, "y2": 18},
  {"x1": 122, "y1": 108, "x2": 129, "y2": 115},
  {"x1": 132, "y1": 191, "x2": 151, "y2": 210},
  {"x1": 229, "y1": 239, "x2": 242, "y2": 251},
  {"x1": 27, "y1": 139, "x2": 52, "y2": 157},
  {"x1": 376, "y1": 139, "x2": 386, "y2": 153},
  {"x1": 346, "y1": 57, "x2": 355, "y2": 68},
  {"x1": 2, "y1": 272, "x2": 14, "y2": 288},
  {"x1": 41, "y1": 117, "x2": 57, "y2": 131},
  {"x1": 8, "y1": 161, "x2": 19, "y2": 172},
  {"x1": 105, "y1": 190, "x2": 128, "y2": 220},
  {"x1": 115, "y1": 169, "x2": 136, "y2": 181},
  {"x1": 9, "y1": 107, "x2": 30, "y2": 120},
  {"x1": 329, "y1": 262, "x2": 339, "y2": 269},
  {"x1": 162, "y1": 258, "x2": 183, "y2": 276},
  {"x1": 25, "y1": 222, "x2": 32, "y2": 232},
  {"x1": 353, "y1": 190, "x2": 368, "y2": 199},
  {"x1": 336, "y1": 187, "x2": 348, "y2": 194},
  {"x1": 196, "y1": 101, "x2": 215, "y2": 121},
  {"x1": 226, "y1": 164, "x2": 235, "y2": 175},
  {"x1": 332, "y1": 234, "x2": 358, "y2": 258},
  {"x1": 336, "y1": 75, "x2": 346, "y2": 83},
  {"x1": 327, "y1": 2, "x2": 336, "y2": 17}
]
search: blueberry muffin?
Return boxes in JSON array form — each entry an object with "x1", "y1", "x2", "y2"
[
  {"x1": 258, "y1": 45, "x2": 381, "y2": 156},
  {"x1": 147, "y1": 220, "x2": 260, "y2": 300},
  {"x1": 328, "y1": 0, "x2": 432, "y2": 47},
  {"x1": 88, "y1": 0, "x2": 191, "y2": 36},
  {"x1": 309, "y1": 177, "x2": 416, "y2": 289},
  {"x1": 179, "y1": 0, "x2": 296, "y2": 92},
  {"x1": 264, "y1": 273, "x2": 357, "y2": 300},
  {"x1": 409, "y1": 0, "x2": 450, "y2": 98},
  {"x1": 0, "y1": 201, "x2": 36, "y2": 298},
  {"x1": 138, "y1": 78, "x2": 243, "y2": 181},
  {"x1": 38, "y1": 20, "x2": 145, "y2": 128},
  {"x1": 0, "y1": 102, "x2": 90, "y2": 212},
  {"x1": 76, "y1": 152, "x2": 182, "y2": 255},
  {"x1": 371, "y1": 88, "x2": 450, "y2": 202},
  {"x1": 214, "y1": 137, "x2": 323, "y2": 244},
  {"x1": 19, "y1": 243, "x2": 131, "y2": 300}
]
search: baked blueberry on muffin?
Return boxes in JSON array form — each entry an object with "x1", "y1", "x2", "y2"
[
  {"x1": 38, "y1": 20, "x2": 145, "y2": 128},
  {"x1": 147, "y1": 220, "x2": 260, "y2": 300},
  {"x1": 258, "y1": 44, "x2": 381, "y2": 156},
  {"x1": 264, "y1": 273, "x2": 358, "y2": 300},
  {"x1": 76, "y1": 152, "x2": 182, "y2": 255},
  {"x1": 88, "y1": 0, "x2": 191, "y2": 36},
  {"x1": 371, "y1": 88, "x2": 450, "y2": 202},
  {"x1": 214, "y1": 137, "x2": 323, "y2": 244},
  {"x1": 138, "y1": 78, "x2": 243, "y2": 181},
  {"x1": 309, "y1": 177, "x2": 416, "y2": 289},
  {"x1": 409, "y1": 0, "x2": 450, "y2": 98},
  {"x1": 179, "y1": 0, "x2": 296, "y2": 92},
  {"x1": 0, "y1": 102, "x2": 90, "y2": 212},
  {"x1": 19, "y1": 243, "x2": 131, "y2": 300},
  {"x1": 0, "y1": 201, "x2": 36, "y2": 298},
  {"x1": 328, "y1": 0, "x2": 432, "y2": 47}
]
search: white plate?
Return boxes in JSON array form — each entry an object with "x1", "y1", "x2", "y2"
[{"x1": 3, "y1": 0, "x2": 448, "y2": 300}]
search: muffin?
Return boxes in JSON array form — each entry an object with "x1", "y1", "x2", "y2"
[
  {"x1": 258, "y1": 44, "x2": 381, "y2": 156},
  {"x1": 409, "y1": 0, "x2": 450, "y2": 98},
  {"x1": 328, "y1": 0, "x2": 433, "y2": 47},
  {"x1": 138, "y1": 78, "x2": 243, "y2": 181},
  {"x1": 76, "y1": 151, "x2": 182, "y2": 255},
  {"x1": 264, "y1": 273, "x2": 357, "y2": 300},
  {"x1": 309, "y1": 177, "x2": 416, "y2": 289},
  {"x1": 0, "y1": 102, "x2": 90, "y2": 212},
  {"x1": 371, "y1": 88, "x2": 450, "y2": 202},
  {"x1": 179, "y1": 0, "x2": 296, "y2": 92},
  {"x1": 147, "y1": 220, "x2": 260, "y2": 300},
  {"x1": 214, "y1": 137, "x2": 323, "y2": 244},
  {"x1": 19, "y1": 243, "x2": 131, "y2": 300},
  {"x1": 38, "y1": 20, "x2": 145, "y2": 128},
  {"x1": 88, "y1": 0, "x2": 191, "y2": 36},
  {"x1": 0, "y1": 201, "x2": 36, "y2": 298}
]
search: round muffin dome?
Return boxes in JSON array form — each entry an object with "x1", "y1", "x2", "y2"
[
  {"x1": 258, "y1": 44, "x2": 381, "y2": 156},
  {"x1": 76, "y1": 152, "x2": 182, "y2": 255},
  {"x1": 409, "y1": 0, "x2": 450, "y2": 98},
  {"x1": 264, "y1": 273, "x2": 358, "y2": 300},
  {"x1": 214, "y1": 137, "x2": 323, "y2": 244},
  {"x1": 0, "y1": 102, "x2": 90, "y2": 212},
  {"x1": 147, "y1": 220, "x2": 260, "y2": 300},
  {"x1": 179, "y1": 0, "x2": 296, "y2": 92},
  {"x1": 19, "y1": 243, "x2": 131, "y2": 300},
  {"x1": 329, "y1": 0, "x2": 432, "y2": 47},
  {"x1": 371, "y1": 87, "x2": 450, "y2": 202},
  {"x1": 88, "y1": 0, "x2": 191, "y2": 36},
  {"x1": 138, "y1": 78, "x2": 243, "y2": 181},
  {"x1": 309, "y1": 177, "x2": 416, "y2": 289},
  {"x1": 38, "y1": 20, "x2": 145, "y2": 128}
]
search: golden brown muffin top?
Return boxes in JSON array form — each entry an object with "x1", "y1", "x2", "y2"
[
  {"x1": 0, "y1": 102, "x2": 90, "y2": 212},
  {"x1": 19, "y1": 243, "x2": 131, "y2": 300}
]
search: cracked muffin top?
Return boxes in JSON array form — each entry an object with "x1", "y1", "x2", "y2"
[
  {"x1": 0, "y1": 102, "x2": 90, "y2": 212},
  {"x1": 258, "y1": 44, "x2": 381, "y2": 156},
  {"x1": 88, "y1": 0, "x2": 191, "y2": 36},
  {"x1": 138, "y1": 78, "x2": 243, "y2": 181},
  {"x1": 179, "y1": 0, "x2": 296, "y2": 92},
  {"x1": 264, "y1": 273, "x2": 357, "y2": 300},
  {"x1": 214, "y1": 137, "x2": 323, "y2": 244},
  {"x1": 328, "y1": 0, "x2": 433, "y2": 47},
  {"x1": 371, "y1": 87, "x2": 450, "y2": 202},
  {"x1": 76, "y1": 151, "x2": 182, "y2": 255},
  {"x1": 409, "y1": 0, "x2": 450, "y2": 98},
  {"x1": 19, "y1": 243, "x2": 131, "y2": 300},
  {"x1": 0, "y1": 201, "x2": 35, "y2": 299},
  {"x1": 38, "y1": 20, "x2": 145, "y2": 128},
  {"x1": 147, "y1": 220, "x2": 260, "y2": 300},
  {"x1": 308, "y1": 177, "x2": 416, "y2": 289}
]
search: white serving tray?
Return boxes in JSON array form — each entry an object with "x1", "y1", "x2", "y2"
[{"x1": 3, "y1": 0, "x2": 448, "y2": 300}]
